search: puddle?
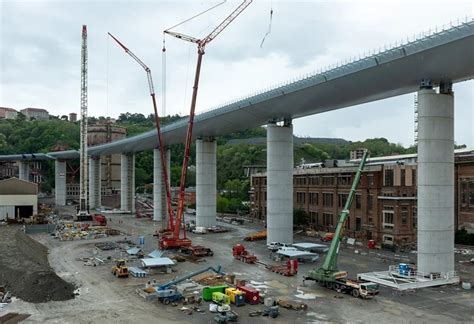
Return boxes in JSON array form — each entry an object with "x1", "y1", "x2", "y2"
[{"x1": 295, "y1": 289, "x2": 321, "y2": 299}]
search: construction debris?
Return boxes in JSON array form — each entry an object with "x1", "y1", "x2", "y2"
[
  {"x1": 129, "y1": 267, "x2": 149, "y2": 278},
  {"x1": 277, "y1": 299, "x2": 308, "y2": 311}
]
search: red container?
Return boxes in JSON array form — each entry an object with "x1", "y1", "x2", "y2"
[
  {"x1": 236, "y1": 285, "x2": 259, "y2": 305},
  {"x1": 368, "y1": 240, "x2": 376, "y2": 249}
]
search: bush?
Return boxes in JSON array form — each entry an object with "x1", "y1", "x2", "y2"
[{"x1": 294, "y1": 209, "x2": 310, "y2": 226}]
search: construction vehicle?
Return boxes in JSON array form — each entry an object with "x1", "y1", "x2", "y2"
[
  {"x1": 111, "y1": 259, "x2": 129, "y2": 278},
  {"x1": 244, "y1": 229, "x2": 266, "y2": 241},
  {"x1": 180, "y1": 245, "x2": 214, "y2": 257},
  {"x1": 161, "y1": 0, "x2": 253, "y2": 250},
  {"x1": 214, "y1": 310, "x2": 238, "y2": 324},
  {"x1": 304, "y1": 150, "x2": 380, "y2": 299},
  {"x1": 232, "y1": 244, "x2": 257, "y2": 264},
  {"x1": 156, "y1": 265, "x2": 224, "y2": 304},
  {"x1": 262, "y1": 259, "x2": 298, "y2": 277}
]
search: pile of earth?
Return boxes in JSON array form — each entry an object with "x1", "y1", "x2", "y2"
[{"x1": 0, "y1": 226, "x2": 75, "y2": 303}]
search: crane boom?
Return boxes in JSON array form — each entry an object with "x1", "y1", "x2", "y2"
[
  {"x1": 108, "y1": 33, "x2": 175, "y2": 230},
  {"x1": 306, "y1": 150, "x2": 369, "y2": 282},
  {"x1": 160, "y1": 0, "x2": 253, "y2": 248}
]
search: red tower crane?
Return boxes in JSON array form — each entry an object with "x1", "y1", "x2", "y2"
[
  {"x1": 160, "y1": 0, "x2": 253, "y2": 249},
  {"x1": 107, "y1": 33, "x2": 175, "y2": 231}
]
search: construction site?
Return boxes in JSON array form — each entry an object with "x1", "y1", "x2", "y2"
[{"x1": 1, "y1": 1, "x2": 474, "y2": 323}]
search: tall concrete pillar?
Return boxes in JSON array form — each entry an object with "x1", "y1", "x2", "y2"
[
  {"x1": 196, "y1": 138, "x2": 216, "y2": 227},
  {"x1": 153, "y1": 149, "x2": 170, "y2": 222},
  {"x1": 120, "y1": 154, "x2": 135, "y2": 213},
  {"x1": 417, "y1": 85, "x2": 454, "y2": 274},
  {"x1": 89, "y1": 156, "x2": 101, "y2": 210},
  {"x1": 55, "y1": 160, "x2": 67, "y2": 206},
  {"x1": 18, "y1": 161, "x2": 30, "y2": 181},
  {"x1": 266, "y1": 122, "x2": 294, "y2": 244}
]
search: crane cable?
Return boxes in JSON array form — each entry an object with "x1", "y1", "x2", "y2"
[
  {"x1": 164, "y1": 0, "x2": 226, "y2": 33},
  {"x1": 260, "y1": 4, "x2": 273, "y2": 48}
]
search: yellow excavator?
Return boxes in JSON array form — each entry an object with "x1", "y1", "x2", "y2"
[{"x1": 111, "y1": 259, "x2": 129, "y2": 278}]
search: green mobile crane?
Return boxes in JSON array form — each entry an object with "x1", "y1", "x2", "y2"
[{"x1": 304, "y1": 150, "x2": 379, "y2": 299}]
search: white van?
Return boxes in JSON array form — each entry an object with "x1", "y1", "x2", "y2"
[{"x1": 267, "y1": 242, "x2": 292, "y2": 251}]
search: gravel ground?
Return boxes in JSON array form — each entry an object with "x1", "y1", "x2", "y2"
[{"x1": 0, "y1": 211, "x2": 473, "y2": 323}]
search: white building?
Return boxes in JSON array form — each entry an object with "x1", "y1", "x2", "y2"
[
  {"x1": 20, "y1": 107, "x2": 49, "y2": 120},
  {"x1": 0, "y1": 107, "x2": 18, "y2": 119},
  {"x1": 0, "y1": 178, "x2": 38, "y2": 221}
]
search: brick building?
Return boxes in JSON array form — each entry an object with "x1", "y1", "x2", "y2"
[
  {"x1": 250, "y1": 149, "x2": 474, "y2": 245},
  {"x1": 0, "y1": 107, "x2": 18, "y2": 119}
]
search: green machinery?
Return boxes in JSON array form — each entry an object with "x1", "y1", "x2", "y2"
[{"x1": 305, "y1": 150, "x2": 375, "y2": 293}]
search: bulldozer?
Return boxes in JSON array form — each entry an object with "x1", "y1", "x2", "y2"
[{"x1": 111, "y1": 259, "x2": 129, "y2": 278}]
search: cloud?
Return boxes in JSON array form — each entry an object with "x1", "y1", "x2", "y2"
[{"x1": 0, "y1": 0, "x2": 472, "y2": 148}]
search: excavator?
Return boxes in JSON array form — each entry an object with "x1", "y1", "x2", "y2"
[{"x1": 304, "y1": 150, "x2": 379, "y2": 299}]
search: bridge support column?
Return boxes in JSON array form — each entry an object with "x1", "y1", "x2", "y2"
[
  {"x1": 55, "y1": 160, "x2": 66, "y2": 206},
  {"x1": 267, "y1": 122, "x2": 293, "y2": 244},
  {"x1": 120, "y1": 154, "x2": 135, "y2": 213},
  {"x1": 153, "y1": 149, "x2": 170, "y2": 222},
  {"x1": 417, "y1": 83, "x2": 455, "y2": 274},
  {"x1": 196, "y1": 138, "x2": 216, "y2": 227},
  {"x1": 19, "y1": 161, "x2": 30, "y2": 181},
  {"x1": 89, "y1": 156, "x2": 101, "y2": 210}
]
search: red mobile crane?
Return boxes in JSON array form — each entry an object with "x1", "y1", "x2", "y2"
[
  {"x1": 107, "y1": 33, "x2": 175, "y2": 232},
  {"x1": 160, "y1": 0, "x2": 253, "y2": 250}
]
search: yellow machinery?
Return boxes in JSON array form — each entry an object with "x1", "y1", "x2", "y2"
[
  {"x1": 212, "y1": 292, "x2": 230, "y2": 305},
  {"x1": 112, "y1": 259, "x2": 129, "y2": 278}
]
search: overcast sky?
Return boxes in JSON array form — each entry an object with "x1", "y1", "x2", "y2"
[{"x1": 1, "y1": 0, "x2": 473, "y2": 147}]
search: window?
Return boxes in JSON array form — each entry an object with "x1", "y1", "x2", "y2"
[
  {"x1": 400, "y1": 169, "x2": 406, "y2": 186},
  {"x1": 384, "y1": 169, "x2": 394, "y2": 186},
  {"x1": 346, "y1": 217, "x2": 350, "y2": 230},
  {"x1": 412, "y1": 169, "x2": 416, "y2": 186},
  {"x1": 470, "y1": 182, "x2": 474, "y2": 206},
  {"x1": 401, "y1": 206, "x2": 408, "y2": 225},
  {"x1": 322, "y1": 176, "x2": 334, "y2": 186},
  {"x1": 309, "y1": 211, "x2": 318, "y2": 224},
  {"x1": 309, "y1": 192, "x2": 318, "y2": 205},
  {"x1": 383, "y1": 235, "x2": 394, "y2": 243},
  {"x1": 309, "y1": 176, "x2": 320, "y2": 186},
  {"x1": 323, "y1": 213, "x2": 333, "y2": 226},
  {"x1": 296, "y1": 192, "x2": 306, "y2": 204},
  {"x1": 323, "y1": 193, "x2": 333, "y2": 207},
  {"x1": 264, "y1": 191, "x2": 267, "y2": 201},
  {"x1": 367, "y1": 195, "x2": 373, "y2": 210},
  {"x1": 356, "y1": 194, "x2": 361, "y2": 209},
  {"x1": 461, "y1": 182, "x2": 468, "y2": 205},
  {"x1": 356, "y1": 217, "x2": 361, "y2": 231},
  {"x1": 338, "y1": 174, "x2": 351, "y2": 185},
  {"x1": 295, "y1": 177, "x2": 307, "y2": 186},
  {"x1": 367, "y1": 174, "x2": 374, "y2": 186},
  {"x1": 338, "y1": 193, "x2": 348, "y2": 208},
  {"x1": 368, "y1": 217, "x2": 373, "y2": 224},
  {"x1": 383, "y1": 206, "x2": 394, "y2": 229},
  {"x1": 413, "y1": 207, "x2": 417, "y2": 228}
]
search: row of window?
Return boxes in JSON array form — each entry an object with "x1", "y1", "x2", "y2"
[
  {"x1": 460, "y1": 179, "x2": 474, "y2": 206},
  {"x1": 384, "y1": 169, "x2": 417, "y2": 187},
  {"x1": 295, "y1": 192, "x2": 372, "y2": 210},
  {"x1": 308, "y1": 211, "x2": 364, "y2": 231}
]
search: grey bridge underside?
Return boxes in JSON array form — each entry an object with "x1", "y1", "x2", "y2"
[{"x1": 1, "y1": 21, "x2": 473, "y2": 161}]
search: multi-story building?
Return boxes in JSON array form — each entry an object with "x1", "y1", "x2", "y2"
[
  {"x1": 20, "y1": 107, "x2": 49, "y2": 120},
  {"x1": 0, "y1": 107, "x2": 18, "y2": 119},
  {"x1": 350, "y1": 148, "x2": 366, "y2": 160},
  {"x1": 250, "y1": 149, "x2": 474, "y2": 245}
]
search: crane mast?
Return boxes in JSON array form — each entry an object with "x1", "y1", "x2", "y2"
[
  {"x1": 161, "y1": 0, "x2": 253, "y2": 248},
  {"x1": 108, "y1": 33, "x2": 175, "y2": 230},
  {"x1": 78, "y1": 25, "x2": 90, "y2": 219}
]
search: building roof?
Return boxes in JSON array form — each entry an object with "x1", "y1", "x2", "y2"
[
  {"x1": 0, "y1": 177, "x2": 38, "y2": 195},
  {"x1": 21, "y1": 107, "x2": 48, "y2": 113},
  {"x1": 0, "y1": 107, "x2": 17, "y2": 111}
]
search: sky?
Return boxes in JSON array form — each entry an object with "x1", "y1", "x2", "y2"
[{"x1": 0, "y1": 0, "x2": 473, "y2": 147}]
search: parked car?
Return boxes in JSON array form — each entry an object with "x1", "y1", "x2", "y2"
[{"x1": 267, "y1": 242, "x2": 293, "y2": 251}]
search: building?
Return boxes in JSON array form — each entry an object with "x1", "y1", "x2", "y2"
[
  {"x1": 243, "y1": 165, "x2": 266, "y2": 178},
  {"x1": 87, "y1": 122, "x2": 127, "y2": 194},
  {"x1": 0, "y1": 178, "x2": 38, "y2": 221},
  {"x1": 20, "y1": 107, "x2": 49, "y2": 120},
  {"x1": 0, "y1": 107, "x2": 18, "y2": 119},
  {"x1": 0, "y1": 162, "x2": 17, "y2": 180},
  {"x1": 69, "y1": 112, "x2": 77, "y2": 122},
  {"x1": 350, "y1": 148, "x2": 366, "y2": 160},
  {"x1": 250, "y1": 149, "x2": 474, "y2": 245}
]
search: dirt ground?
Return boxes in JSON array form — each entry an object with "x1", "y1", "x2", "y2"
[{"x1": 0, "y1": 211, "x2": 473, "y2": 323}]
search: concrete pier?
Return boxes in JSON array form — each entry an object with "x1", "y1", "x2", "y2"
[
  {"x1": 196, "y1": 138, "x2": 216, "y2": 228},
  {"x1": 89, "y1": 157, "x2": 101, "y2": 210},
  {"x1": 120, "y1": 154, "x2": 135, "y2": 213},
  {"x1": 153, "y1": 149, "x2": 170, "y2": 222},
  {"x1": 54, "y1": 160, "x2": 66, "y2": 206},
  {"x1": 266, "y1": 122, "x2": 294, "y2": 244},
  {"x1": 417, "y1": 85, "x2": 454, "y2": 274},
  {"x1": 18, "y1": 161, "x2": 30, "y2": 181}
]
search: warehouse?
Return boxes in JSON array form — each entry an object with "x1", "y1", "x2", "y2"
[{"x1": 0, "y1": 177, "x2": 38, "y2": 221}]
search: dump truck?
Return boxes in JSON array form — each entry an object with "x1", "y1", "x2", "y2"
[
  {"x1": 232, "y1": 244, "x2": 257, "y2": 264},
  {"x1": 304, "y1": 150, "x2": 380, "y2": 299}
]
